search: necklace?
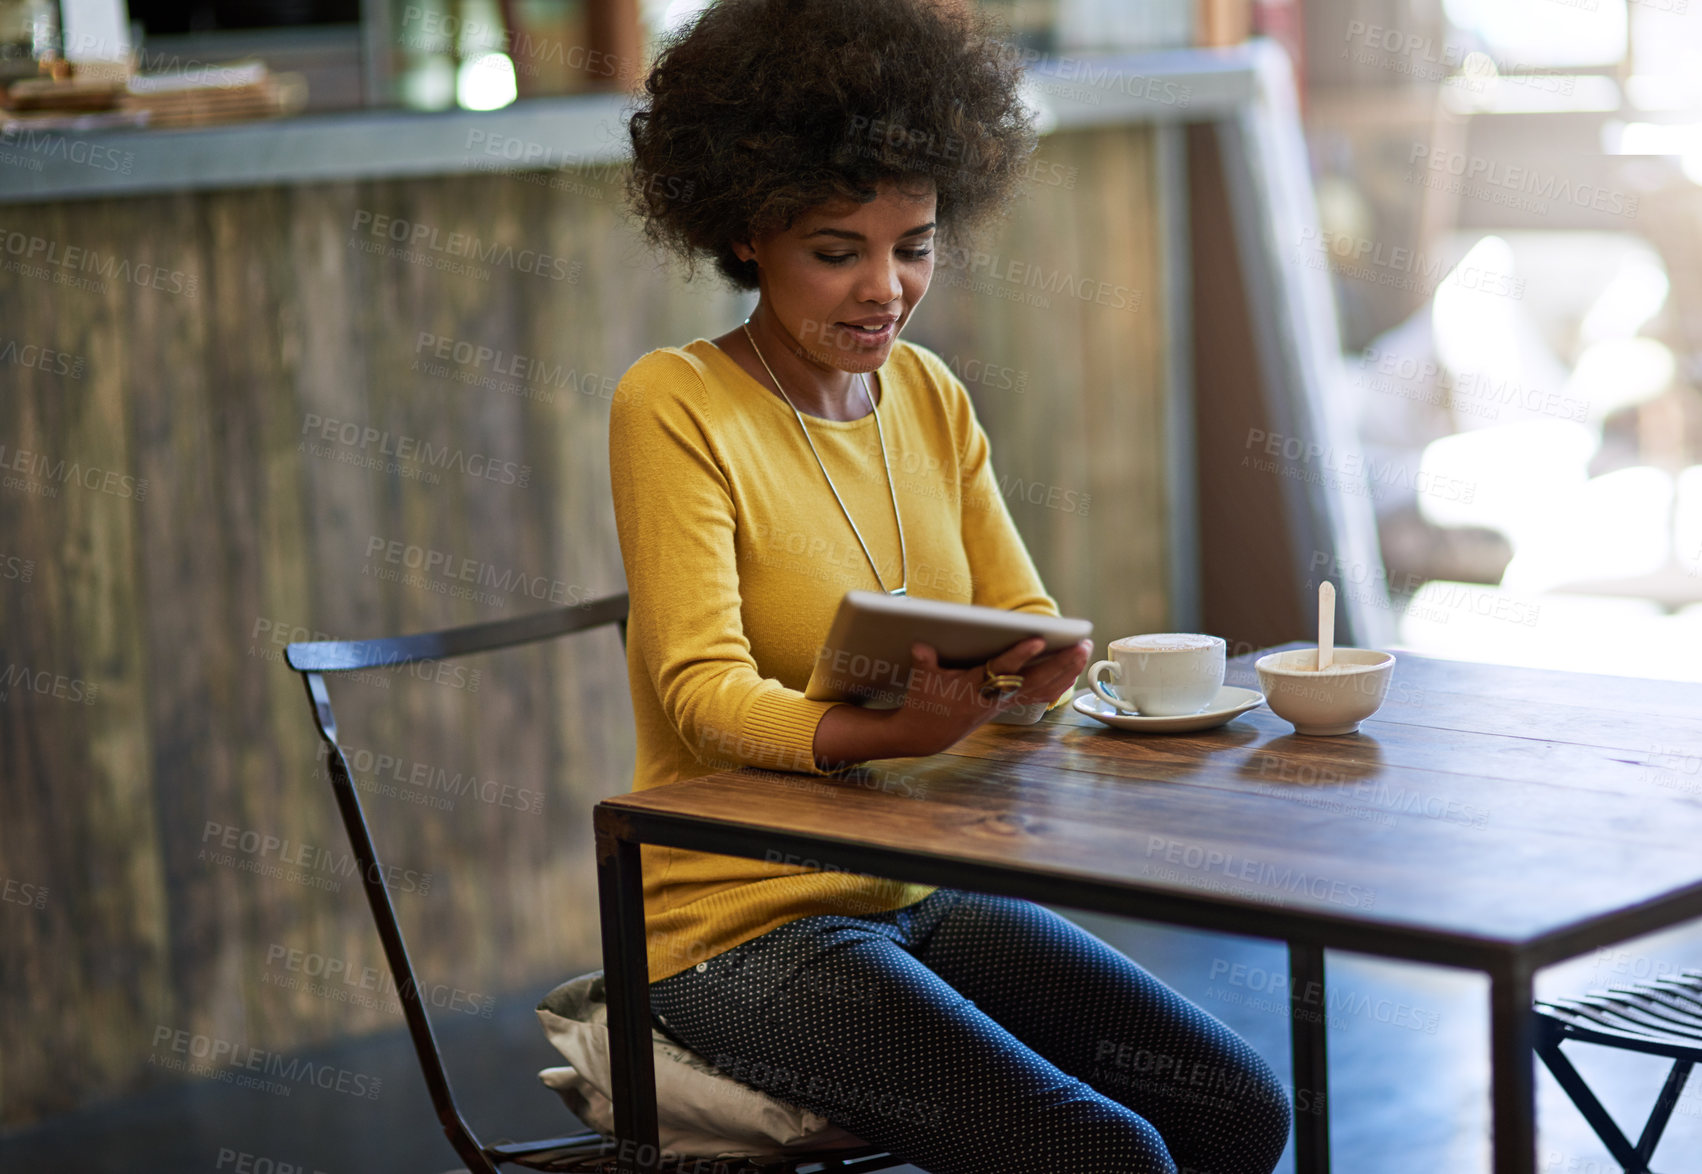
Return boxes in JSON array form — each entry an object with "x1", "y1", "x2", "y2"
[{"x1": 742, "y1": 320, "x2": 907, "y2": 596}]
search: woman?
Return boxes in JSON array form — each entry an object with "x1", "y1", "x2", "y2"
[{"x1": 608, "y1": 2, "x2": 1290, "y2": 1171}]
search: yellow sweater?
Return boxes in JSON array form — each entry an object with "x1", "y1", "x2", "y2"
[{"x1": 609, "y1": 337, "x2": 1063, "y2": 982}]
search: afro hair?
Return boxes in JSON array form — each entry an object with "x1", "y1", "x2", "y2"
[{"x1": 625, "y1": 0, "x2": 1038, "y2": 288}]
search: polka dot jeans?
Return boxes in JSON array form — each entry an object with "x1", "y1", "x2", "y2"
[{"x1": 648, "y1": 888, "x2": 1290, "y2": 1174}]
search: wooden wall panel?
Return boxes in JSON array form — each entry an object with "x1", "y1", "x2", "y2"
[
  {"x1": 908, "y1": 123, "x2": 1169, "y2": 641},
  {"x1": 0, "y1": 122, "x2": 1166, "y2": 1127},
  {"x1": 1187, "y1": 121, "x2": 1308, "y2": 652}
]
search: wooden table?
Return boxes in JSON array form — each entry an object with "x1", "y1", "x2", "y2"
[{"x1": 593, "y1": 645, "x2": 1702, "y2": 1173}]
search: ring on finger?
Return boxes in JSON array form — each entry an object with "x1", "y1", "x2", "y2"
[{"x1": 979, "y1": 669, "x2": 1025, "y2": 701}]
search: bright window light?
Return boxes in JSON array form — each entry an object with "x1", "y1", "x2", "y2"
[
  {"x1": 1614, "y1": 121, "x2": 1702, "y2": 184},
  {"x1": 1625, "y1": 74, "x2": 1701, "y2": 112},
  {"x1": 1630, "y1": 1, "x2": 1702, "y2": 99},
  {"x1": 456, "y1": 0, "x2": 505, "y2": 54},
  {"x1": 1565, "y1": 337, "x2": 1675, "y2": 423},
  {"x1": 1677, "y1": 466, "x2": 1702, "y2": 577},
  {"x1": 1432, "y1": 236, "x2": 1522, "y2": 380},
  {"x1": 1500, "y1": 466, "x2": 1673, "y2": 593},
  {"x1": 400, "y1": 56, "x2": 457, "y2": 110},
  {"x1": 1443, "y1": 75, "x2": 1620, "y2": 115},
  {"x1": 1443, "y1": 0, "x2": 1628, "y2": 67},
  {"x1": 1397, "y1": 585, "x2": 1689, "y2": 680},
  {"x1": 652, "y1": 0, "x2": 712, "y2": 35},
  {"x1": 457, "y1": 52, "x2": 517, "y2": 111},
  {"x1": 1615, "y1": 121, "x2": 1702, "y2": 155},
  {"x1": 1415, "y1": 419, "x2": 1598, "y2": 540},
  {"x1": 1577, "y1": 254, "x2": 1669, "y2": 346},
  {"x1": 1018, "y1": 75, "x2": 1059, "y2": 136}
]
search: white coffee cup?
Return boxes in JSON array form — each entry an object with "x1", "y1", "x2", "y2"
[{"x1": 1089, "y1": 634, "x2": 1226, "y2": 716}]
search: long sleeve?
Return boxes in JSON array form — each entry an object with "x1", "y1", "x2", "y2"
[{"x1": 609, "y1": 349, "x2": 846, "y2": 775}]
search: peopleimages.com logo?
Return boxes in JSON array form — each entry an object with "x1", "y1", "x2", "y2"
[
  {"x1": 0, "y1": 227, "x2": 199, "y2": 295},
  {"x1": 348, "y1": 211, "x2": 581, "y2": 282},
  {"x1": 0, "y1": 443, "x2": 148, "y2": 500},
  {"x1": 199, "y1": 820, "x2": 432, "y2": 896},
  {"x1": 150, "y1": 1025, "x2": 383, "y2": 1100},
  {"x1": 298, "y1": 414, "x2": 531, "y2": 488},
  {"x1": 1407, "y1": 145, "x2": 1639, "y2": 218}
]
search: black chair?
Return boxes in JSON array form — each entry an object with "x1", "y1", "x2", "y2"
[
  {"x1": 284, "y1": 597, "x2": 905, "y2": 1174},
  {"x1": 1535, "y1": 974, "x2": 1702, "y2": 1173}
]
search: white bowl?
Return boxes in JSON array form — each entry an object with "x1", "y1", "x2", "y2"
[{"x1": 1255, "y1": 648, "x2": 1396, "y2": 736}]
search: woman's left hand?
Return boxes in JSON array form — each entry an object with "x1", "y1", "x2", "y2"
[
  {"x1": 1006, "y1": 637, "x2": 1094, "y2": 709},
  {"x1": 813, "y1": 636, "x2": 1094, "y2": 766},
  {"x1": 890, "y1": 636, "x2": 1093, "y2": 755}
]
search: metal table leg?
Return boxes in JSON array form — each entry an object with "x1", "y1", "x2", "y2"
[
  {"x1": 597, "y1": 815, "x2": 660, "y2": 1174},
  {"x1": 1289, "y1": 942, "x2": 1330, "y2": 1174},
  {"x1": 1491, "y1": 963, "x2": 1537, "y2": 1174}
]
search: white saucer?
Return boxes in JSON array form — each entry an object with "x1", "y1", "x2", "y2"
[{"x1": 1071, "y1": 686, "x2": 1265, "y2": 733}]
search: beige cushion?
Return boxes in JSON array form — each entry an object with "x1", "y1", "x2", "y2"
[{"x1": 536, "y1": 970, "x2": 868, "y2": 1160}]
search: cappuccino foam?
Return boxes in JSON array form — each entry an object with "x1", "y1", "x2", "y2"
[{"x1": 1114, "y1": 633, "x2": 1219, "y2": 652}]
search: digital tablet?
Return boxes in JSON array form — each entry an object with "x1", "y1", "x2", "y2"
[{"x1": 803, "y1": 590, "x2": 1093, "y2": 724}]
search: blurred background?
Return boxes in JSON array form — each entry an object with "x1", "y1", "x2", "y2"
[{"x1": 5, "y1": 1, "x2": 1702, "y2": 1172}]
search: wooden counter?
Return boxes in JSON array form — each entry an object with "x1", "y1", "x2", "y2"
[{"x1": 0, "y1": 56, "x2": 1226, "y2": 1123}]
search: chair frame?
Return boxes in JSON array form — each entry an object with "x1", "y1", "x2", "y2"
[
  {"x1": 1535, "y1": 975, "x2": 1702, "y2": 1174},
  {"x1": 283, "y1": 596, "x2": 902, "y2": 1174}
]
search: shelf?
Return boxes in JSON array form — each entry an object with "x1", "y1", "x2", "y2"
[{"x1": 0, "y1": 45, "x2": 1261, "y2": 205}]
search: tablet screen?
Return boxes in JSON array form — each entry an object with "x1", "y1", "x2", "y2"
[{"x1": 803, "y1": 590, "x2": 1093, "y2": 707}]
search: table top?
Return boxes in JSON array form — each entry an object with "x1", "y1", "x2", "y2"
[{"x1": 599, "y1": 646, "x2": 1702, "y2": 969}]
